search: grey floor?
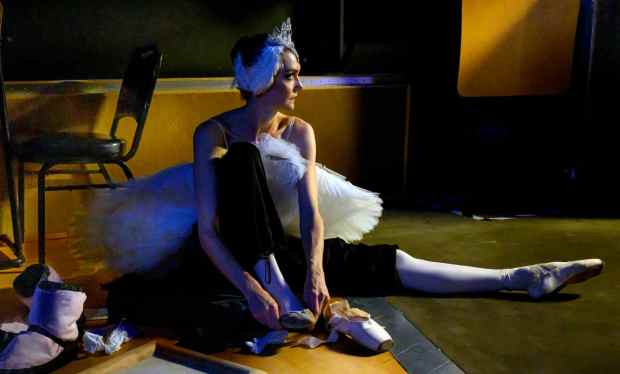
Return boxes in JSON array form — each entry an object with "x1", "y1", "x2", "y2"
[{"x1": 349, "y1": 296, "x2": 464, "y2": 374}]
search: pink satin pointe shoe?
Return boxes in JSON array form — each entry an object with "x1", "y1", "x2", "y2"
[
  {"x1": 524, "y1": 258, "x2": 604, "y2": 299},
  {"x1": 323, "y1": 298, "x2": 394, "y2": 352}
]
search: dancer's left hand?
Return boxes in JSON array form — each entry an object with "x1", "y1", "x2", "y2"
[{"x1": 304, "y1": 265, "x2": 330, "y2": 316}]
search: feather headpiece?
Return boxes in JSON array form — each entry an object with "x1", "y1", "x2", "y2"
[{"x1": 233, "y1": 18, "x2": 299, "y2": 95}]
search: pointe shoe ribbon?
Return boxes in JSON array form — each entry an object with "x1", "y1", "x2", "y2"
[{"x1": 322, "y1": 298, "x2": 394, "y2": 352}]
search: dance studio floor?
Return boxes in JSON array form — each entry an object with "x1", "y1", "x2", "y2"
[{"x1": 1, "y1": 210, "x2": 618, "y2": 373}]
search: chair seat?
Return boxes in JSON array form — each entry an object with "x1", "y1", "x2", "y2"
[{"x1": 13, "y1": 132, "x2": 126, "y2": 163}]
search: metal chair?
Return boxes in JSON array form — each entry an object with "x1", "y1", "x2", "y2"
[
  {"x1": 0, "y1": 1, "x2": 24, "y2": 269},
  {"x1": 8, "y1": 45, "x2": 162, "y2": 264}
]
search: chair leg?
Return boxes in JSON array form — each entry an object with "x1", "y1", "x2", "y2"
[
  {"x1": 115, "y1": 161, "x2": 134, "y2": 180},
  {"x1": 18, "y1": 161, "x2": 25, "y2": 243},
  {"x1": 37, "y1": 163, "x2": 53, "y2": 264},
  {"x1": 0, "y1": 152, "x2": 25, "y2": 269},
  {"x1": 98, "y1": 163, "x2": 114, "y2": 187}
]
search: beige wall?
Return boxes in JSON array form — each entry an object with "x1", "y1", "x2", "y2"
[
  {"x1": 0, "y1": 78, "x2": 409, "y2": 241},
  {"x1": 458, "y1": 0, "x2": 580, "y2": 96}
]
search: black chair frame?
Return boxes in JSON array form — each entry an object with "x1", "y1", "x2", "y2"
[{"x1": 6, "y1": 43, "x2": 162, "y2": 264}]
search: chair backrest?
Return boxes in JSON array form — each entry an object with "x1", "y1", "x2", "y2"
[{"x1": 110, "y1": 44, "x2": 163, "y2": 161}]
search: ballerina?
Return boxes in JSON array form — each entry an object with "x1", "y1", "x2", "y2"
[{"x1": 87, "y1": 18, "x2": 604, "y2": 351}]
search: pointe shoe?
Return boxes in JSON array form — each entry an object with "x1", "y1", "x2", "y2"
[
  {"x1": 524, "y1": 259, "x2": 604, "y2": 299},
  {"x1": 342, "y1": 317, "x2": 394, "y2": 352},
  {"x1": 279, "y1": 309, "x2": 316, "y2": 331},
  {"x1": 323, "y1": 299, "x2": 394, "y2": 352}
]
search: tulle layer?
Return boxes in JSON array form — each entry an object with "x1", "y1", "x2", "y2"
[{"x1": 81, "y1": 135, "x2": 382, "y2": 273}]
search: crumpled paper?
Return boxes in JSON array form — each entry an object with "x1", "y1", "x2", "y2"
[{"x1": 83, "y1": 320, "x2": 137, "y2": 355}]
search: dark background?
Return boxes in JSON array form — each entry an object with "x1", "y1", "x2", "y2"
[{"x1": 3, "y1": 0, "x2": 619, "y2": 216}]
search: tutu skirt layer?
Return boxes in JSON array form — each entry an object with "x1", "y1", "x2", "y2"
[{"x1": 83, "y1": 136, "x2": 382, "y2": 273}]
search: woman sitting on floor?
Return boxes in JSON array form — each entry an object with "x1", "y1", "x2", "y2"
[{"x1": 93, "y1": 19, "x2": 604, "y2": 347}]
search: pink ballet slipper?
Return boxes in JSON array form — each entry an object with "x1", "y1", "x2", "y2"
[{"x1": 0, "y1": 280, "x2": 86, "y2": 372}]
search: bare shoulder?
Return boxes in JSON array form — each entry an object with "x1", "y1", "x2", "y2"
[
  {"x1": 193, "y1": 118, "x2": 226, "y2": 152},
  {"x1": 195, "y1": 107, "x2": 242, "y2": 136},
  {"x1": 287, "y1": 116, "x2": 316, "y2": 159},
  {"x1": 195, "y1": 118, "x2": 219, "y2": 135},
  {"x1": 287, "y1": 116, "x2": 315, "y2": 143}
]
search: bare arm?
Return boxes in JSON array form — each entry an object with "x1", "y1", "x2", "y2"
[
  {"x1": 193, "y1": 121, "x2": 281, "y2": 329},
  {"x1": 290, "y1": 119, "x2": 330, "y2": 314}
]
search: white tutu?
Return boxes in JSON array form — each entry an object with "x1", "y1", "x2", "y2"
[
  {"x1": 256, "y1": 134, "x2": 383, "y2": 242},
  {"x1": 82, "y1": 135, "x2": 382, "y2": 273}
]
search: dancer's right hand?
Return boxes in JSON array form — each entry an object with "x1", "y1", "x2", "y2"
[{"x1": 243, "y1": 277, "x2": 282, "y2": 330}]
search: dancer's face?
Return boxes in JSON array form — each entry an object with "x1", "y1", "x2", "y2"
[{"x1": 261, "y1": 49, "x2": 303, "y2": 111}]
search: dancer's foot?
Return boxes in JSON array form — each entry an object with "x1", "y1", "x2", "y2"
[
  {"x1": 507, "y1": 259, "x2": 604, "y2": 299},
  {"x1": 254, "y1": 256, "x2": 315, "y2": 330}
]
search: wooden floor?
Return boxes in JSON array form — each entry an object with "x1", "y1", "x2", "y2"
[{"x1": 0, "y1": 237, "x2": 405, "y2": 374}]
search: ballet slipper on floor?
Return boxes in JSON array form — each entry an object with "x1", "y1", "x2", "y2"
[
  {"x1": 524, "y1": 258, "x2": 604, "y2": 299},
  {"x1": 0, "y1": 280, "x2": 86, "y2": 372},
  {"x1": 323, "y1": 298, "x2": 394, "y2": 352},
  {"x1": 279, "y1": 309, "x2": 316, "y2": 331}
]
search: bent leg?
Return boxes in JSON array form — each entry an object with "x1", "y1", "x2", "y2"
[
  {"x1": 216, "y1": 142, "x2": 305, "y2": 315},
  {"x1": 216, "y1": 142, "x2": 287, "y2": 270}
]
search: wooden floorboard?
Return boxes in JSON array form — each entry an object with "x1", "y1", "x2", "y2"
[{"x1": 0, "y1": 238, "x2": 406, "y2": 374}]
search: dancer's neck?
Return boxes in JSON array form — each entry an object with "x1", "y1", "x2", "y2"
[{"x1": 235, "y1": 100, "x2": 279, "y2": 142}]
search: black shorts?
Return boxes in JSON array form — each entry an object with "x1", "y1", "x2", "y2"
[{"x1": 180, "y1": 226, "x2": 400, "y2": 297}]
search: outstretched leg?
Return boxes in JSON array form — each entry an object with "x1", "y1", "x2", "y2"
[
  {"x1": 395, "y1": 250, "x2": 604, "y2": 298},
  {"x1": 395, "y1": 250, "x2": 508, "y2": 293}
]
